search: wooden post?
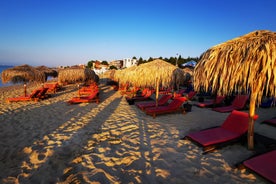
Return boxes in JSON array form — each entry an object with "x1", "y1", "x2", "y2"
[
  {"x1": 248, "y1": 92, "x2": 257, "y2": 150},
  {"x1": 24, "y1": 83, "x2": 27, "y2": 97},
  {"x1": 156, "y1": 78, "x2": 160, "y2": 107},
  {"x1": 78, "y1": 84, "x2": 80, "y2": 98}
]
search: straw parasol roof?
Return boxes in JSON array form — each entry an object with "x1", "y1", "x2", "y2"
[
  {"x1": 102, "y1": 69, "x2": 117, "y2": 81},
  {"x1": 1, "y1": 64, "x2": 46, "y2": 84},
  {"x1": 194, "y1": 30, "x2": 276, "y2": 149},
  {"x1": 133, "y1": 59, "x2": 185, "y2": 89},
  {"x1": 183, "y1": 67, "x2": 194, "y2": 82},
  {"x1": 35, "y1": 65, "x2": 58, "y2": 79},
  {"x1": 116, "y1": 59, "x2": 185, "y2": 106},
  {"x1": 58, "y1": 68, "x2": 97, "y2": 84},
  {"x1": 114, "y1": 65, "x2": 138, "y2": 86}
]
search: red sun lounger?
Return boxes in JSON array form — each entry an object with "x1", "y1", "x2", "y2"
[
  {"x1": 126, "y1": 88, "x2": 154, "y2": 101},
  {"x1": 196, "y1": 95, "x2": 225, "y2": 108},
  {"x1": 43, "y1": 82, "x2": 60, "y2": 93},
  {"x1": 212, "y1": 95, "x2": 249, "y2": 113},
  {"x1": 184, "y1": 110, "x2": 258, "y2": 153},
  {"x1": 145, "y1": 96, "x2": 187, "y2": 118},
  {"x1": 6, "y1": 88, "x2": 43, "y2": 103},
  {"x1": 136, "y1": 94, "x2": 172, "y2": 111},
  {"x1": 262, "y1": 117, "x2": 276, "y2": 127},
  {"x1": 67, "y1": 90, "x2": 99, "y2": 104},
  {"x1": 243, "y1": 150, "x2": 276, "y2": 183}
]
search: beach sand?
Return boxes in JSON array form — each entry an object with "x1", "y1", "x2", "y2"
[{"x1": 0, "y1": 81, "x2": 275, "y2": 183}]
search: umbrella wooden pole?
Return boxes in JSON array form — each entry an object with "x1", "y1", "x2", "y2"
[
  {"x1": 24, "y1": 83, "x2": 27, "y2": 97},
  {"x1": 156, "y1": 78, "x2": 159, "y2": 107},
  {"x1": 248, "y1": 91, "x2": 258, "y2": 150},
  {"x1": 248, "y1": 101, "x2": 256, "y2": 150},
  {"x1": 78, "y1": 84, "x2": 80, "y2": 98}
]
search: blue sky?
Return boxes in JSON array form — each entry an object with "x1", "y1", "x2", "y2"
[{"x1": 0, "y1": 0, "x2": 275, "y2": 67}]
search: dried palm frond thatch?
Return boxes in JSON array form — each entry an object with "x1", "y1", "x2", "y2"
[
  {"x1": 36, "y1": 65, "x2": 58, "y2": 78},
  {"x1": 1, "y1": 64, "x2": 46, "y2": 84},
  {"x1": 194, "y1": 30, "x2": 276, "y2": 149},
  {"x1": 116, "y1": 59, "x2": 185, "y2": 106},
  {"x1": 115, "y1": 65, "x2": 137, "y2": 86},
  {"x1": 58, "y1": 68, "x2": 96, "y2": 84},
  {"x1": 183, "y1": 67, "x2": 194, "y2": 82},
  {"x1": 102, "y1": 69, "x2": 117, "y2": 81},
  {"x1": 133, "y1": 59, "x2": 185, "y2": 88}
]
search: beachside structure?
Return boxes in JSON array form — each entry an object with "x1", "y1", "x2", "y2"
[
  {"x1": 109, "y1": 58, "x2": 137, "y2": 69},
  {"x1": 122, "y1": 58, "x2": 137, "y2": 68},
  {"x1": 92, "y1": 61, "x2": 109, "y2": 75},
  {"x1": 109, "y1": 60, "x2": 123, "y2": 69}
]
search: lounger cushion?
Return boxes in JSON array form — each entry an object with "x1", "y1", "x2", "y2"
[
  {"x1": 146, "y1": 97, "x2": 187, "y2": 113},
  {"x1": 243, "y1": 150, "x2": 276, "y2": 183},
  {"x1": 136, "y1": 94, "x2": 172, "y2": 110},
  {"x1": 196, "y1": 96, "x2": 225, "y2": 108},
  {"x1": 263, "y1": 118, "x2": 276, "y2": 126},
  {"x1": 212, "y1": 95, "x2": 248, "y2": 113},
  {"x1": 187, "y1": 127, "x2": 239, "y2": 147},
  {"x1": 186, "y1": 110, "x2": 257, "y2": 147}
]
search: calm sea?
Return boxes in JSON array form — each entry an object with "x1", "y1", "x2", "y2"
[{"x1": 0, "y1": 65, "x2": 14, "y2": 87}]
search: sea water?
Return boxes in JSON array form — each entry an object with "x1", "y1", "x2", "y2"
[{"x1": 0, "y1": 65, "x2": 14, "y2": 87}]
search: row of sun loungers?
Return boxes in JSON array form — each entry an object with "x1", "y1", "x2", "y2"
[
  {"x1": 67, "y1": 83, "x2": 100, "y2": 104},
  {"x1": 127, "y1": 88, "x2": 197, "y2": 118},
  {"x1": 130, "y1": 87, "x2": 276, "y2": 184},
  {"x1": 195, "y1": 94, "x2": 249, "y2": 113},
  {"x1": 6, "y1": 82, "x2": 100, "y2": 105},
  {"x1": 6, "y1": 82, "x2": 60, "y2": 103},
  {"x1": 183, "y1": 109, "x2": 276, "y2": 183}
]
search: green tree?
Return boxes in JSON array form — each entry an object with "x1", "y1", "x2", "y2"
[
  {"x1": 87, "y1": 60, "x2": 95, "y2": 68},
  {"x1": 168, "y1": 57, "x2": 176, "y2": 65},
  {"x1": 148, "y1": 57, "x2": 154, "y2": 62},
  {"x1": 101, "y1": 61, "x2": 108, "y2": 65},
  {"x1": 109, "y1": 65, "x2": 117, "y2": 70},
  {"x1": 137, "y1": 57, "x2": 144, "y2": 65}
]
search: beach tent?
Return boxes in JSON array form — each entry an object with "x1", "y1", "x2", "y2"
[
  {"x1": 193, "y1": 30, "x2": 276, "y2": 149},
  {"x1": 117, "y1": 59, "x2": 185, "y2": 106},
  {"x1": 1, "y1": 64, "x2": 46, "y2": 84}
]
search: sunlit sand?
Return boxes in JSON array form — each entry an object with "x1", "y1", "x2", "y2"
[{"x1": 0, "y1": 81, "x2": 274, "y2": 183}]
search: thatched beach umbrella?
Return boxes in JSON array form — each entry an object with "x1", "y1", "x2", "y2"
[
  {"x1": 103, "y1": 69, "x2": 116, "y2": 81},
  {"x1": 115, "y1": 66, "x2": 138, "y2": 86},
  {"x1": 119, "y1": 59, "x2": 185, "y2": 106},
  {"x1": 58, "y1": 68, "x2": 97, "y2": 84},
  {"x1": 1, "y1": 64, "x2": 46, "y2": 84},
  {"x1": 112, "y1": 66, "x2": 138, "y2": 91},
  {"x1": 36, "y1": 65, "x2": 58, "y2": 79},
  {"x1": 194, "y1": 30, "x2": 276, "y2": 149},
  {"x1": 183, "y1": 67, "x2": 194, "y2": 83},
  {"x1": 134, "y1": 59, "x2": 184, "y2": 88}
]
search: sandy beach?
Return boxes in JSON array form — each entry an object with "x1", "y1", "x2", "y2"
[{"x1": 0, "y1": 80, "x2": 275, "y2": 184}]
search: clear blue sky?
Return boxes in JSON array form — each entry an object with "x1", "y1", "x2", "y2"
[{"x1": 0, "y1": 0, "x2": 275, "y2": 67}]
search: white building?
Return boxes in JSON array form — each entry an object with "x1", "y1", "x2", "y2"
[{"x1": 122, "y1": 58, "x2": 137, "y2": 68}]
